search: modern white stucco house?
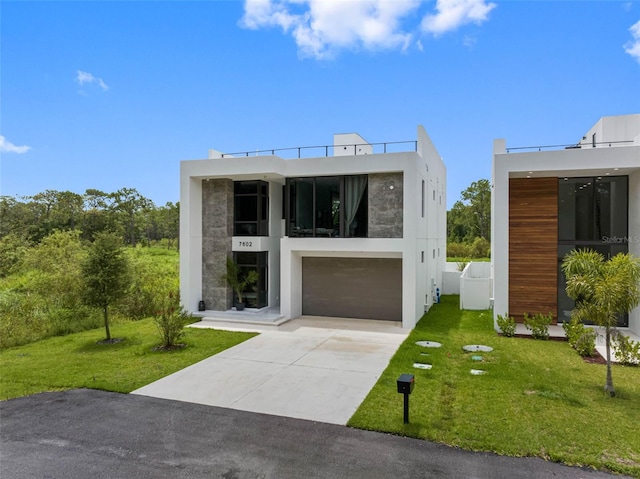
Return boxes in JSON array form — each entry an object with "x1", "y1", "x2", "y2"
[
  {"x1": 492, "y1": 114, "x2": 640, "y2": 335},
  {"x1": 180, "y1": 126, "x2": 446, "y2": 329}
]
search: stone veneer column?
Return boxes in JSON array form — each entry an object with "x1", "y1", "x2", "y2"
[
  {"x1": 202, "y1": 179, "x2": 234, "y2": 310},
  {"x1": 368, "y1": 172, "x2": 403, "y2": 238}
]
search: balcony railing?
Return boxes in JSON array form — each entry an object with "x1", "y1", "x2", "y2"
[
  {"x1": 506, "y1": 140, "x2": 634, "y2": 153},
  {"x1": 220, "y1": 140, "x2": 417, "y2": 159}
]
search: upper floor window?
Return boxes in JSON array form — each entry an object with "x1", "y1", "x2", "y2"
[
  {"x1": 558, "y1": 176, "x2": 627, "y2": 243},
  {"x1": 234, "y1": 180, "x2": 268, "y2": 236},
  {"x1": 286, "y1": 175, "x2": 368, "y2": 238}
]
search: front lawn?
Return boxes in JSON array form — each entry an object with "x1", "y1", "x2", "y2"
[
  {"x1": 0, "y1": 319, "x2": 255, "y2": 400},
  {"x1": 349, "y1": 295, "x2": 640, "y2": 478}
]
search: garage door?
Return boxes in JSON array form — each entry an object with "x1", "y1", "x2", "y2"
[{"x1": 302, "y1": 257, "x2": 402, "y2": 321}]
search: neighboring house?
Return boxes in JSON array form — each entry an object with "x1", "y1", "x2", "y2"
[
  {"x1": 180, "y1": 126, "x2": 446, "y2": 329},
  {"x1": 492, "y1": 114, "x2": 640, "y2": 335}
]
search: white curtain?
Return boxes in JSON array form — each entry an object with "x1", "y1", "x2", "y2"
[{"x1": 344, "y1": 175, "x2": 367, "y2": 236}]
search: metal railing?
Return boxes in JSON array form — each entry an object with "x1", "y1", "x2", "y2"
[
  {"x1": 506, "y1": 140, "x2": 634, "y2": 153},
  {"x1": 220, "y1": 140, "x2": 417, "y2": 159}
]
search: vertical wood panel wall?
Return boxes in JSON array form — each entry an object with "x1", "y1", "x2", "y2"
[{"x1": 509, "y1": 178, "x2": 558, "y2": 322}]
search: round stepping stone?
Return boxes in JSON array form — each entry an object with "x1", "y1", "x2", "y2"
[
  {"x1": 420, "y1": 352, "x2": 430, "y2": 356},
  {"x1": 470, "y1": 369, "x2": 486, "y2": 375},
  {"x1": 413, "y1": 363, "x2": 432, "y2": 370},
  {"x1": 416, "y1": 341, "x2": 442, "y2": 348},
  {"x1": 471, "y1": 355, "x2": 483, "y2": 361},
  {"x1": 463, "y1": 344, "x2": 493, "y2": 352}
]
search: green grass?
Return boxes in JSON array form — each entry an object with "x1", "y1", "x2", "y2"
[
  {"x1": 446, "y1": 257, "x2": 490, "y2": 262},
  {"x1": 349, "y1": 295, "x2": 640, "y2": 478},
  {"x1": 0, "y1": 319, "x2": 255, "y2": 400}
]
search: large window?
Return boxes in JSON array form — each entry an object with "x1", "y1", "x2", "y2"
[
  {"x1": 558, "y1": 176, "x2": 628, "y2": 242},
  {"x1": 233, "y1": 252, "x2": 267, "y2": 309},
  {"x1": 286, "y1": 175, "x2": 368, "y2": 238},
  {"x1": 557, "y1": 176, "x2": 629, "y2": 325},
  {"x1": 234, "y1": 181, "x2": 268, "y2": 236}
]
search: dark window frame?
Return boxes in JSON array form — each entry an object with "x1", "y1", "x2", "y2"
[
  {"x1": 285, "y1": 175, "x2": 368, "y2": 238},
  {"x1": 233, "y1": 251, "x2": 268, "y2": 309},
  {"x1": 234, "y1": 180, "x2": 269, "y2": 236}
]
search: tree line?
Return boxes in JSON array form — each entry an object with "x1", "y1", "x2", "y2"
[
  {"x1": 0, "y1": 187, "x2": 178, "y2": 248},
  {"x1": 447, "y1": 179, "x2": 491, "y2": 258}
]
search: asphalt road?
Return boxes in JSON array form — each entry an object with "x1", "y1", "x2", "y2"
[{"x1": 0, "y1": 389, "x2": 631, "y2": 479}]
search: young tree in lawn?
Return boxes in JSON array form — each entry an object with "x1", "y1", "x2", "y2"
[
  {"x1": 82, "y1": 232, "x2": 131, "y2": 341},
  {"x1": 562, "y1": 249, "x2": 640, "y2": 397}
]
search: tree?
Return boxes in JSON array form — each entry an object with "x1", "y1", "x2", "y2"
[
  {"x1": 561, "y1": 249, "x2": 640, "y2": 397},
  {"x1": 447, "y1": 179, "x2": 491, "y2": 243},
  {"x1": 82, "y1": 232, "x2": 131, "y2": 341},
  {"x1": 82, "y1": 189, "x2": 115, "y2": 241},
  {"x1": 52, "y1": 191, "x2": 84, "y2": 231},
  {"x1": 447, "y1": 200, "x2": 471, "y2": 243},
  {"x1": 461, "y1": 179, "x2": 491, "y2": 241},
  {"x1": 111, "y1": 188, "x2": 153, "y2": 246}
]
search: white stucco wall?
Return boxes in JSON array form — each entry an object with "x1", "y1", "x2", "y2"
[
  {"x1": 333, "y1": 133, "x2": 373, "y2": 156},
  {"x1": 578, "y1": 114, "x2": 640, "y2": 148},
  {"x1": 460, "y1": 262, "x2": 492, "y2": 310},
  {"x1": 180, "y1": 173, "x2": 203, "y2": 312}
]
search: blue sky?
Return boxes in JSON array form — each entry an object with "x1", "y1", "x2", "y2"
[{"x1": 2, "y1": 0, "x2": 639, "y2": 209}]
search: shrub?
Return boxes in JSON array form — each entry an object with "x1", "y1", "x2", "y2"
[
  {"x1": 0, "y1": 233, "x2": 30, "y2": 277},
  {"x1": 573, "y1": 329, "x2": 597, "y2": 357},
  {"x1": 611, "y1": 331, "x2": 640, "y2": 366},
  {"x1": 154, "y1": 290, "x2": 190, "y2": 349},
  {"x1": 447, "y1": 242, "x2": 472, "y2": 259},
  {"x1": 523, "y1": 312, "x2": 552, "y2": 340},
  {"x1": 496, "y1": 313, "x2": 516, "y2": 337},
  {"x1": 562, "y1": 317, "x2": 596, "y2": 356},
  {"x1": 471, "y1": 236, "x2": 491, "y2": 259},
  {"x1": 119, "y1": 246, "x2": 179, "y2": 320},
  {"x1": 563, "y1": 317, "x2": 584, "y2": 347}
]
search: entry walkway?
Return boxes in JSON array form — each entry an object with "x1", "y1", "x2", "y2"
[{"x1": 132, "y1": 317, "x2": 408, "y2": 425}]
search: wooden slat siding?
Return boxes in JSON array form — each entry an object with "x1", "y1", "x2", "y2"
[{"x1": 509, "y1": 178, "x2": 558, "y2": 323}]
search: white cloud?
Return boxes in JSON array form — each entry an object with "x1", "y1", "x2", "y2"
[
  {"x1": 241, "y1": 0, "x2": 496, "y2": 59},
  {"x1": 624, "y1": 20, "x2": 640, "y2": 64},
  {"x1": 76, "y1": 70, "x2": 109, "y2": 91},
  {"x1": 0, "y1": 135, "x2": 31, "y2": 154},
  {"x1": 421, "y1": 0, "x2": 496, "y2": 35}
]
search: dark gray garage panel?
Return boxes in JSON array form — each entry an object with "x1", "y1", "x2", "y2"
[{"x1": 302, "y1": 257, "x2": 402, "y2": 321}]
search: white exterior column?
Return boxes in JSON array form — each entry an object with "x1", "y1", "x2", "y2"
[
  {"x1": 491, "y1": 139, "x2": 509, "y2": 329},
  {"x1": 180, "y1": 174, "x2": 203, "y2": 312}
]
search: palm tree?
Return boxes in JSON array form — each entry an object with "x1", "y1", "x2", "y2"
[{"x1": 561, "y1": 249, "x2": 640, "y2": 396}]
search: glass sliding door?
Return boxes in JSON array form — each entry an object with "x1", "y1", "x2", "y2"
[{"x1": 314, "y1": 176, "x2": 340, "y2": 237}]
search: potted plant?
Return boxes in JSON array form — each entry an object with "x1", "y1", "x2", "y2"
[{"x1": 221, "y1": 257, "x2": 258, "y2": 311}]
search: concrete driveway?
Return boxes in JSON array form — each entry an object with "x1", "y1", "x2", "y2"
[{"x1": 132, "y1": 317, "x2": 408, "y2": 425}]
